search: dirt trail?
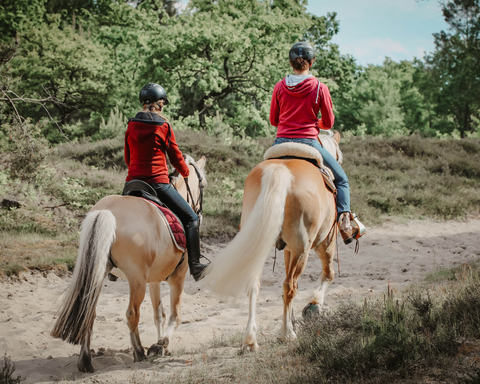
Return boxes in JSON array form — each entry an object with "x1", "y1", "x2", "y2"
[{"x1": 1, "y1": 218, "x2": 479, "y2": 383}]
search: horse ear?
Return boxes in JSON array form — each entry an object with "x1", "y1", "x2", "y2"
[
  {"x1": 333, "y1": 131, "x2": 341, "y2": 144},
  {"x1": 196, "y1": 156, "x2": 206, "y2": 170}
]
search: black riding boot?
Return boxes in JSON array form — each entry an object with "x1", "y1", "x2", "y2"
[{"x1": 185, "y1": 221, "x2": 209, "y2": 282}]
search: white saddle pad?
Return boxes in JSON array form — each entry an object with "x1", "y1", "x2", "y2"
[{"x1": 263, "y1": 142, "x2": 335, "y2": 181}]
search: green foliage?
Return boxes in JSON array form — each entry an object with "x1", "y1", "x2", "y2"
[
  {"x1": 11, "y1": 21, "x2": 116, "y2": 125},
  {"x1": 92, "y1": 106, "x2": 127, "y2": 140},
  {"x1": 144, "y1": 0, "x2": 338, "y2": 136},
  {"x1": 335, "y1": 60, "x2": 433, "y2": 136},
  {"x1": 0, "y1": 0, "x2": 47, "y2": 39},
  {"x1": 0, "y1": 38, "x2": 52, "y2": 183},
  {"x1": 425, "y1": 0, "x2": 480, "y2": 136}
]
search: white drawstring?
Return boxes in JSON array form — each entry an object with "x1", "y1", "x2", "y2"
[{"x1": 316, "y1": 80, "x2": 320, "y2": 104}]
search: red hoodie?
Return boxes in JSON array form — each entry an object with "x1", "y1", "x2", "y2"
[
  {"x1": 269, "y1": 76, "x2": 334, "y2": 139},
  {"x1": 124, "y1": 115, "x2": 190, "y2": 184}
]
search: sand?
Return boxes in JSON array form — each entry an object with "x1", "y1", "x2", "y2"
[{"x1": 1, "y1": 218, "x2": 479, "y2": 383}]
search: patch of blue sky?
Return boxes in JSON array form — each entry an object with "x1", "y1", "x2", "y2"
[{"x1": 306, "y1": 0, "x2": 449, "y2": 66}]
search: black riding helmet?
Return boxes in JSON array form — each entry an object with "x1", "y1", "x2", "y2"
[
  {"x1": 139, "y1": 83, "x2": 169, "y2": 105},
  {"x1": 289, "y1": 42, "x2": 316, "y2": 62}
]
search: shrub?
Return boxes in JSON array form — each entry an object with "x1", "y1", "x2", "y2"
[{"x1": 0, "y1": 353, "x2": 23, "y2": 384}]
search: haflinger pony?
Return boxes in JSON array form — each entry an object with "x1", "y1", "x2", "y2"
[
  {"x1": 203, "y1": 131, "x2": 342, "y2": 351},
  {"x1": 51, "y1": 155, "x2": 206, "y2": 373}
]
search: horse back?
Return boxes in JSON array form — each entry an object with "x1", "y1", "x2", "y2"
[{"x1": 91, "y1": 195, "x2": 183, "y2": 282}]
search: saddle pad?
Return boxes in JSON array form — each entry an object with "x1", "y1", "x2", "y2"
[
  {"x1": 263, "y1": 142, "x2": 336, "y2": 189},
  {"x1": 140, "y1": 198, "x2": 186, "y2": 251}
]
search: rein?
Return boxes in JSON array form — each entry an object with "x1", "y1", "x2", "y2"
[{"x1": 170, "y1": 161, "x2": 204, "y2": 221}]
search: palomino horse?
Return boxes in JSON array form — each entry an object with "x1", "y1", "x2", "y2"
[
  {"x1": 51, "y1": 155, "x2": 206, "y2": 372},
  {"x1": 203, "y1": 132, "x2": 342, "y2": 350}
]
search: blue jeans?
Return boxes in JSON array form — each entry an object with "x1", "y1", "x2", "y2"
[{"x1": 273, "y1": 137, "x2": 350, "y2": 217}]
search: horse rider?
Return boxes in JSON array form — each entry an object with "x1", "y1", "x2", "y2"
[
  {"x1": 269, "y1": 42, "x2": 366, "y2": 244},
  {"x1": 124, "y1": 83, "x2": 208, "y2": 281}
]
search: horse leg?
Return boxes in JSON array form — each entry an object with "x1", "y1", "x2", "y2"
[
  {"x1": 150, "y1": 258, "x2": 187, "y2": 356},
  {"x1": 243, "y1": 280, "x2": 260, "y2": 352},
  {"x1": 77, "y1": 328, "x2": 94, "y2": 373},
  {"x1": 147, "y1": 282, "x2": 167, "y2": 357},
  {"x1": 313, "y1": 231, "x2": 336, "y2": 307},
  {"x1": 280, "y1": 248, "x2": 309, "y2": 341},
  {"x1": 126, "y1": 278, "x2": 147, "y2": 362}
]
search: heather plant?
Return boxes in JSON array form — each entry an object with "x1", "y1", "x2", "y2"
[{"x1": 0, "y1": 353, "x2": 22, "y2": 384}]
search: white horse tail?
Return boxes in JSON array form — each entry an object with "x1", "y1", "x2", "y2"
[
  {"x1": 51, "y1": 210, "x2": 116, "y2": 345},
  {"x1": 204, "y1": 163, "x2": 293, "y2": 298}
]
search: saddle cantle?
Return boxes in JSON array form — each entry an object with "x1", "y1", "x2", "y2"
[
  {"x1": 263, "y1": 143, "x2": 336, "y2": 193},
  {"x1": 122, "y1": 180, "x2": 186, "y2": 251}
]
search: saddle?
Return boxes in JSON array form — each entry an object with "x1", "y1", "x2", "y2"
[
  {"x1": 263, "y1": 143, "x2": 336, "y2": 193},
  {"x1": 122, "y1": 180, "x2": 186, "y2": 251}
]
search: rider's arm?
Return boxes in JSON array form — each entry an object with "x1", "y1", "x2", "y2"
[
  {"x1": 166, "y1": 127, "x2": 190, "y2": 178},
  {"x1": 317, "y1": 83, "x2": 335, "y2": 130},
  {"x1": 124, "y1": 131, "x2": 130, "y2": 166},
  {"x1": 269, "y1": 82, "x2": 281, "y2": 127}
]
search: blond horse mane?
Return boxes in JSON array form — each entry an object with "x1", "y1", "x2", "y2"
[
  {"x1": 319, "y1": 130, "x2": 343, "y2": 165},
  {"x1": 170, "y1": 154, "x2": 207, "y2": 188}
]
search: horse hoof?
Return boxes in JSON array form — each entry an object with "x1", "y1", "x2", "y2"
[
  {"x1": 277, "y1": 331, "x2": 297, "y2": 342},
  {"x1": 78, "y1": 361, "x2": 95, "y2": 373},
  {"x1": 147, "y1": 343, "x2": 165, "y2": 357},
  {"x1": 160, "y1": 337, "x2": 169, "y2": 348},
  {"x1": 242, "y1": 341, "x2": 259, "y2": 352},
  {"x1": 302, "y1": 303, "x2": 321, "y2": 319},
  {"x1": 134, "y1": 350, "x2": 147, "y2": 362}
]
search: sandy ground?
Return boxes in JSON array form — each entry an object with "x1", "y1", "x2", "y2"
[{"x1": 1, "y1": 218, "x2": 480, "y2": 383}]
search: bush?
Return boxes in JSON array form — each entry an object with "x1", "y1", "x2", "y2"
[
  {"x1": 292, "y1": 264, "x2": 480, "y2": 383},
  {"x1": 0, "y1": 353, "x2": 23, "y2": 384}
]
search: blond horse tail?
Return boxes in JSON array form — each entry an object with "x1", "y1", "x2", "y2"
[
  {"x1": 51, "y1": 210, "x2": 116, "y2": 345},
  {"x1": 204, "y1": 163, "x2": 293, "y2": 298}
]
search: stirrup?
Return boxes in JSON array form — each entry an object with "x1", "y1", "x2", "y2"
[
  {"x1": 351, "y1": 213, "x2": 366, "y2": 239},
  {"x1": 340, "y1": 213, "x2": 366, "y2": 245}
]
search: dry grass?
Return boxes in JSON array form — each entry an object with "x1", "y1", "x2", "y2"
[{"x1": 0, "y1": 232, "x2": 77, "y2": 278}]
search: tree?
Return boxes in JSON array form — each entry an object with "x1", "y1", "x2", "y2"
[
  {"x1": 143, "y1": 0, "x2": 339, "y2": 137},
  {"x1": 11, "y1": 21, "x2": 116, "y2": 126},
  {"x1": 426, "y1": 0, "x2": 480, "y2": 136},
  {"x1": 336, "y1": 63, "x2": 407, "y2": 136}
]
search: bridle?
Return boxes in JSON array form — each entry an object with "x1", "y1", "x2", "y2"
[{"x1": 170, "y1": 160, "x2": 205, "y2": 223}]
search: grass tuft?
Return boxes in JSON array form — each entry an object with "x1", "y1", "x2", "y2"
[{"x1": 0, "y1": 353, "x2": 23, "y2": 384}]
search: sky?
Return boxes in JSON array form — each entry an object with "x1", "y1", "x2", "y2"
[{"x1": 306, "y1": 0, "x2": 449, "y2": 66}]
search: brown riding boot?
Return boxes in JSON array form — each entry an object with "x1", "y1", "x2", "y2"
[{"x1": 338, "y1": 212, "x2": 366, "y2": 245}]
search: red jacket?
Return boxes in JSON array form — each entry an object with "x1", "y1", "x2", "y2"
[
  {"x1": 124, "y1": 115, "x2": 189, "y2": 184},
  {"x1": 269, "y1": 76, "x2": 334, "y2": 139}
]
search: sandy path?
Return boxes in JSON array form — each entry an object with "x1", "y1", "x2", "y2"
[{"x1": 1, "y1": 218, "x2": 479, "y2": 383}]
